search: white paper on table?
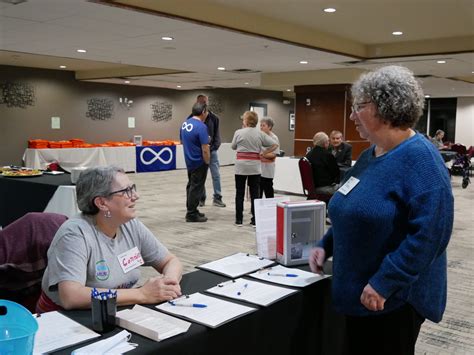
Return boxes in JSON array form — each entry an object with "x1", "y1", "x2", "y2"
[
  {"x1": 254, "y1": 196, "x2": 290, "y2": 259},
  {"x1": 116, "y1": 304, "x2": 191, "y2": 341},
  {"x1": 156, "y1": 292, "x2": 257, "y2": 328},
  {"x1": 33, "y1": 311, "x2": 100, "y2": 354},
  {"x1": 249, "y1": 264, "x2": 330, "y2": 287},
  {"x1": 206, "y1": 277, "x2": 298, "y2": 307},
  {"x1": 196, "y1": 252, "x2": 274, "y2": 278},
  {"x1": 71, "y1": 330, "x2": 135, "y2": 355}
]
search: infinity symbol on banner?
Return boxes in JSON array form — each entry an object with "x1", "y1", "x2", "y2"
[
  {"x1": 140, "y1": 147, "x2": 173, "y2": 165},
  {"x1": 182, "y1": 122, "x2": 193, "y2": 132}
]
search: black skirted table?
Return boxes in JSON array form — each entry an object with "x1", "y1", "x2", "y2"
[
  {"x1": 52, "y1": 269, "x2": 345, "y2": 355},
  {"x1": 0, "y1": 173, "x2": 72, "y2": 227}
]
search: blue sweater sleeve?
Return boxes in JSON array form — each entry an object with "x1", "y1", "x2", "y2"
[
  {"x1": 317, "y1": 227, "x2": 334, "y2": 258},
  {"x1": 369, "y1": 187, "x2": 453, "y2": 299}
]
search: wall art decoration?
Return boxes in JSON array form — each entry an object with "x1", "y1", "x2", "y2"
[
  {"x1": 0, "y1": 81, "x2": 35, "y2": 108},
  {"x1": 86, "y1": 97, "x2": 114, "y2": 120},
  {"x1": 208, "y1": 96, "x2": 223, "y2": 114},
  {"x1": 151, "y1": 101, "x2": 172, "y2": 122}
]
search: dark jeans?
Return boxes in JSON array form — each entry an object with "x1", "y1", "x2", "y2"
[
  {"x1": 186, "y1": 164, "x2": 208, "y2": 218},
  {"x1": 343, "y1": 304, "x2": 425, "y2": 355},
  {"x1": 235, "y1": 174, "x2": 260, "y2": 222},
  {"x1": 259, "y1": 177, "x2": 274, "y2": 198}
]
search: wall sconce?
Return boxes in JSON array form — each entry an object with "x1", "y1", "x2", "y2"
[{"x1": 119, "y1": 97, "x2": 133, "y2": 109}]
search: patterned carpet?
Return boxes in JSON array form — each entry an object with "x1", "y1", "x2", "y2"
[{"x1": 131, "y1": 166, "x2": 473, "y2": 354}]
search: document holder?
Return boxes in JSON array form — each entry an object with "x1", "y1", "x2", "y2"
[{"x1": 276, "y1": 200, "x2": 325, "y2": 266}]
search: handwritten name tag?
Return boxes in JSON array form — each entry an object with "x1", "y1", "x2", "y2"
[
  {"x1": 117, "y1": 246, "x2": 144, "y2": 274},
  {"x1": 338, "y1": 176, "x2": 360, "y2": 196}
]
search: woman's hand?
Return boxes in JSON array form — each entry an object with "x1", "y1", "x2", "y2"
[
  {"x1": 309, "y1": 247, "x2": 325, "y2": 274},
  {"x1": 360, "y1": 284, "x2": 386, "y2": 311},
  {"x1": 140, "y1": 276, "x2": 182, "y2": 303}
]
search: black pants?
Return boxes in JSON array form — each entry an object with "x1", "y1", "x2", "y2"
[
  {"x1": 235, "y1": 174, "x2": 260, "y2": 222},
  {"x1": 186, "y1": 164, "x2": 208, "y2": 218},
  {"x1": 343, "y1": 304, "x2": 425, "y2": 355},
  {"x1": 259, "y1": 177, "x2": 274, "y2": 198}
]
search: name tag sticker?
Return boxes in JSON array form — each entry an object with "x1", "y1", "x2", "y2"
[
  {"x1": 117, "y1": 246, "x2": 144, "y2": 274},
  {"x1": 338, "y1": 176, "x2": 360, "y2": 196}
]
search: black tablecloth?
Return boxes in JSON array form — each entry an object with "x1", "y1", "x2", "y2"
[
  {"x1": 53, "y1": 269, "x2": 345, "y2": 355},
  {"x1": 0, "y1": 173, "x2": 72, "y2": 227}
]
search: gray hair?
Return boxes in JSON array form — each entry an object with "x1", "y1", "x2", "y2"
[
  {"x1": 435, "y1": 129, "x2": 445, "y2": 137},
  {"x1": 351, "y1": 65, "x2": 425, "y2": 128},
  {"x1": 260, "y1": 116, "x2": 275, "y2": 129},
  {"x1": 191, "y1": 101, "x2": 208, "y2": 116},
  {"x1": 76, "y1": 166, "x2": 125, "y2": 215},
  {"x1": 313, "y1": 132, "x2": 329, "y2": 147}
]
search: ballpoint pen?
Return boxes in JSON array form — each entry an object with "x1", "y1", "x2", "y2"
[
  {"x1": 237, "y1": 283, "x2": 248, "y2": 296},
  {"x1": 168, "y1": 301, "x2": 207, "y2": 308},
  {"x1": 267, "y1": 272, "x2": 298, "y2": 277}
]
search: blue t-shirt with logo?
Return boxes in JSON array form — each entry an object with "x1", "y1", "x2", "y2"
[{"x1": 180, "y1": 117, "x2": 209, "y2": 170}]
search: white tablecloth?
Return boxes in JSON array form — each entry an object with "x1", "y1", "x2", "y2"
[
  {"x1": 23, "y1": 147, "x2": 136, "y2": 172},
  {"x1": 43, "y1": 185, "x2": 80, "y2": 218},
  {"x1": 175, "y1": 143, "x2": 235, "y2": 169}
]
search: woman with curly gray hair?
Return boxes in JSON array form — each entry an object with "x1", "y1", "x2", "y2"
[{"x1": 310, "y1": 66, "x2": 453, "y2": 354}]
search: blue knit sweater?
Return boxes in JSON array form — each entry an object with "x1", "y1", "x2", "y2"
[{"x1": 318, "y1": 133, "x2": 453, "y2": 322}]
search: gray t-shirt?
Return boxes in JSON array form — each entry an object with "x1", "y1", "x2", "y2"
[
  {"x1": 42, "y1": 214, "x2": 168, "y2": 306},
  {"x1": 261, "y1": 132, "x2": 280, "y2": 179}
]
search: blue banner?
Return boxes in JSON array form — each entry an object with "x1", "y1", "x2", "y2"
[{"x1": 136, "y1": 145, "x2": 176, "y2": 172}]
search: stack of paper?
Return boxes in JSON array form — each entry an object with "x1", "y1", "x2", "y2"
[
  {"x1": 33, "y1": 311, "x2": 100, "y2": 354},
  {"x1": 71, "y1": 330, "x2": 136, "y2": 354},
  {"x1": 116, "y1": 304, "x2": 191, "y2": 342},
  {"x1": 197, "y1": 252, "x2": 274, "y2": 278},
  {"x1": 249, "y1": 265, "x2": 330, "y2": 287},
  {"x1": 206, "y1": 278, "x2": 298, "y2": 306},
  {"x1": 156, "y1": 293, "x2": 257, "y2": 328}
]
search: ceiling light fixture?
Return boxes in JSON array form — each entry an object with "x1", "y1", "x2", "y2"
[
  {"x1": 323, "y1": 8, "x2": 336, "y2": 13},
  {"x1": 299, "y1": 60, "x2": 308, "y2": 64},
  {"x1": 244, "y1": 82, "x2": 249, "y2": 85},
  {"x1": 286, "y1": 89, "x2": 292, "y2": 92},
  {"x1": 392, "y1": 31, "x2": 403, "y2": 36},
  {"x1": 77, "y1": 49, "x2": 87, "y2": 53},
  {"x1": 124, "y1": 80, "x2": 130, "y2": 84},
  {"x1": 217, "y1": 67, "x2": 226, "y2": 71},
  {"x1": 59, "y1": 65, "x2": 67, "y2": 69},
  {"x1": 161, "y1": 36, "x2": 174, "y2": 41},
  {"x1": 437, "y1": 60, "x2": 446, "y2": 64},
  {"x1": 425, "y1": 95, "x2": 431, "y2": 98},
  {"x1": 177, "y1": 85, "x2": 181, "y2": 88}
]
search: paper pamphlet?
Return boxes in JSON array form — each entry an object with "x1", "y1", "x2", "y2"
[
  {"x1": 33, "y1": 311, "x2": 100, "y2": 354},
  {"x1": 197, "y1": 252, "x2": 274, "y2": 278},
  {"x1": 116, "y1": 304, "x2": 191, "y2": 342},
  {"x1": 71, "y1": 330, "x2": 136, "y2": 354},
  {"x1": 206, "y1": 277, "x2": 298, "y2": 307},
  {"x1": 254, "y1": 196, "x2": 291, "y2": 259},
  {"x1": 249, "y1": 264, "x2": 330, "y2": 287},
  {"x1": 156, "y1": 292, "x2": 257, "y2": 328}
]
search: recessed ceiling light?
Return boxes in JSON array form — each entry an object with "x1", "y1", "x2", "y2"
[
  {"x1": 161, "y1": 36, "x2": 174, "y2": 41},
  {"x1": 77, "y1": 49, "x2": 87, "y2": 53},
  {"x1": 471, "y1": 71, "x2": 474, "y2": 74},
  {"x1": 244, "y1": 82, "x2": 249, "y2": 85},
  {"x1": 425, "y1": 95, "x2": 430, "y2": 98},
  {"x1": 217, "y1": 67, "x2": 226, "y2": 71},
  {"x1": 59, "y1": 65, "x2": 67, "y2": 69},
  {"x1": 286, "y1": 89, "x2": 292, "y2": 92},
  {"x1": 437, "y1": 60, "x2": 446, "y2": 64},
  {"x1": 124, "y1": 80, "x2": 130, "y2": 84},
  {"x1": 177, "y1": 85, "x2": 181, "y2": 88},
  {"x1": 299, "y1": 60, "x2": 308, "y2": 64},
  {"x1": 323, "y1": 8, "x2": 336, "y2": 13},
  {"x1": 392, "y1": 31, "x2": 403, "y2": 36}
]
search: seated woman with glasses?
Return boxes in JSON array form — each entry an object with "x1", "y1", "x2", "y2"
[{"x1": 37, "y1": 166, "x2": 183, "y2": 312}]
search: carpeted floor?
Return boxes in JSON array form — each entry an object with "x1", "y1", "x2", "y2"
[{"x1": 131, "y1": 165, "x2": 473, "y2": 354}]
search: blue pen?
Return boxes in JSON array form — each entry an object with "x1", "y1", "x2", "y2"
[
  {"x1": 168, "y1": 301, "x2": 207, "y2": 308},
  {"x1": 237, "y1": 283, "x2": 248, "y2": 296},
  {"x1": 267, "y1": 272, "x2": 298, "y2": 277}
]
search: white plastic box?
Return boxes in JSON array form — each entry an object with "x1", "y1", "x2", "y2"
[{"x1": 276, "y1": 200, "x2": 326, "y2": 266}]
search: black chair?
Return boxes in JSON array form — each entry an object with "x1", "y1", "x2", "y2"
[{"x1": 298, "y1": 157, "x2": 332, "y2": 204}]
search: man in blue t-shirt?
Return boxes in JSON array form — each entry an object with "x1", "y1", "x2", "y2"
[{"x1": 180, "y1": 102, "x2": 210, "y2": 222}]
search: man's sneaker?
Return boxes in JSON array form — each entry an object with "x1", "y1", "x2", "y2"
[
  {"x1": 196, "y1": 210, "x2": 205, "y2": 217},
  {"x1": 250, "y1": 219, "x2": 256, "y2": 227},
  {"x1": 213, "y1": 198, "x2": 226, "y2": 207},
  {"x1": 235, "y1": 219, "x2": 243, "y2": 226},
  {"x1": 199, "y1": 200, "x2": 205, "y2": 207},
  {"x1": 186, "y1": 215, "x2": 208, "y2": 222}
]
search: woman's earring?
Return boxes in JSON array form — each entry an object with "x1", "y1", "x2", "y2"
[{"x1": 104, "y1": 210, "x2": 112, "y2": 218}]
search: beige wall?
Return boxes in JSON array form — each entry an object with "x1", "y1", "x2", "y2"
[
  {"x1": 455, "y1": 97, "x2": 474, "y2": 148},
  {"x1": 0, "y1": 65, "x2": 294, "y2": 165}
]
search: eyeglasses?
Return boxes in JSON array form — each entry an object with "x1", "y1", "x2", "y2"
[
  {"x1": 108, "y1": 184, "x2": 137, "y2": 199},
  {"x1": 351, "y1": 101, "x2": 371, "y2": 113}
]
